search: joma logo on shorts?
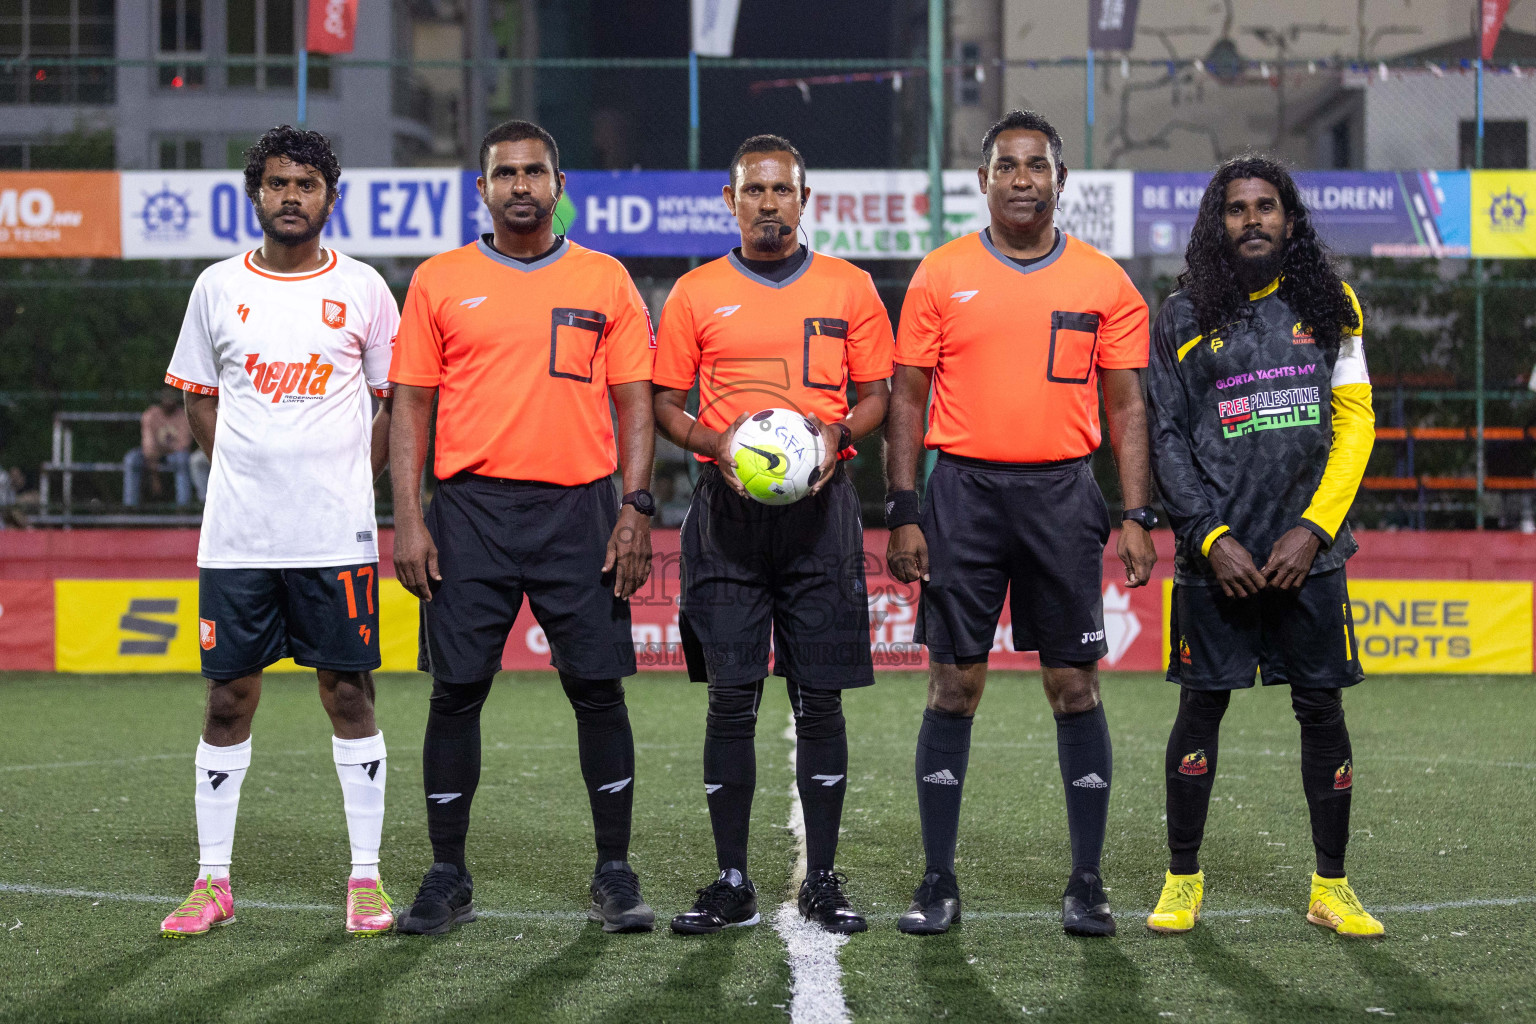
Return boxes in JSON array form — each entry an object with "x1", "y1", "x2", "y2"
[
  {"x1": 244, "y1": 352, "x2": 334, "y2": 403},
  {"x1": 1081, "y1": 629, "x2": 1105, "y2": 643}
]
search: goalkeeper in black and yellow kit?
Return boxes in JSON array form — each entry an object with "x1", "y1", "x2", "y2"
[{"x1": 1145, "y1": 156, "x2": 1383, "y2": 938}]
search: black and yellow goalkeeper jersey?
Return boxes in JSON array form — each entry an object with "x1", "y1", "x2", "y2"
[{"x1": 1147, "y1": 277, "x2": 1375, "y2": 586}]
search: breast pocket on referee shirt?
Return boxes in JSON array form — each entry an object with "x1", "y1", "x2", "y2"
[
  {"x1": 803, "y1": 317, "x2": 849, "y2": 391},
  {"x1": 1045, "y1": 311, "x2": 1101, "y2": 385},
  {"x1": 549, "y1": 308, "x2": 607, "y2": 383}
]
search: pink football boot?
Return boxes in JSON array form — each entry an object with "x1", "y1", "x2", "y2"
[
  {"x1": 160, "y1": 875, "x2": 235, "y2": 937},
  {"x1": 346, "y1": 878, "x2": 394, "y2": 936}
]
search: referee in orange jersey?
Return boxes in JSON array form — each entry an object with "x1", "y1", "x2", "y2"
[
  {"x1": 885, "y1": 110, "x2": 1157, "y2": 937},
  {"x1": 653, "y1": 134, "x2": 894, "y2": 935},
  {"x1": 389, "y1": 120, "x2": 658, "y2": 935}
]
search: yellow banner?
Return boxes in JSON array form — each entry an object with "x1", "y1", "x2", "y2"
[
  {"x1": 1346, "y1": 580, "x2": 1531, "y2": 674},
  {"x1": 1162, "y1": 578, "x2": 1533, "y2": 675},
  {"x1": 54, "y1": 579, "x2": 424, "y2": 674},
  {"x1": 1470, "y1": 171, "x2": 1536, "y2": 258}
]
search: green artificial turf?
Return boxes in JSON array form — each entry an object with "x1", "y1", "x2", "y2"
[{"x1": 0, "y1": 672, "x2": 1532, "y2": 1023}]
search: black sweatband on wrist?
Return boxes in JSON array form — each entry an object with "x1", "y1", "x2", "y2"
[
  {"x1": 834, "y1": 421, "x2": 853, "y2": 453},
  {"x1": 884, "y1": 489, "x2": 922, "y2": 529}
]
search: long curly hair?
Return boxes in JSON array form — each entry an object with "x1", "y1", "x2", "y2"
[
  {"x1": 243, "y1": 125, "x2": 341, "y2": 202},
  {"x1": 1177, "y1": 155, "x2": 1357, "y2": 349}
]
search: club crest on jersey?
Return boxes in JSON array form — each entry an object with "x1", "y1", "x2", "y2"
[
  {"x1": 199, "y1": 618, "x2": 217, "y2": 651},
  {"x1": 1293, "y1": 322, "x2": 1316, "y2": 345},
  {"x1": 1333, "y1": 759, "x2": 1353, "y2": 790},
  {"x1": 322, "y1": 299, "x2": 346, "y2": 329},
  {"x1": 244, "y1": 352, "x2": 334, "y2": 403},
  {"x1": 1179, "y1": 635, "x2": 1192, "y2": 665},
  {"x1": 1179, "y1": 749, "x2": 1208, "y2": 776}
]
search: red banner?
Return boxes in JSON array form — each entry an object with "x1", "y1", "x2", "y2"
[
  {"x1": 0, "y1": 581, "x2": 55, "y2": 670},
  {"x1": 1482, "y1": 0, "x2": 1510, "y2": 60},
  {"x1": 306, "y1": 0, "x2": 358, "y2": 55}
]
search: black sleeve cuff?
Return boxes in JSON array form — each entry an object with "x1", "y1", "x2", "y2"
[{"x1": 1299, "y1": 518, "x2": 1334, "y2": 548}]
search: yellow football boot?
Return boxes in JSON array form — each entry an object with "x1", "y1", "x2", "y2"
[
  {"x1": 1307, "y1": 874, "x2": 1384, "y2": 938},
  {"x1": 1146, "y1": 870, "x2": 1203, "y2": 934}
]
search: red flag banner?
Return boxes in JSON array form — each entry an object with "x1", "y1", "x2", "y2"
[
  {"x1": 1481, "y1": 0, "x2": 1509, "y2": 60},
  {"x1": 306, "y1": 0, "x2": 358, "y2": 55}
]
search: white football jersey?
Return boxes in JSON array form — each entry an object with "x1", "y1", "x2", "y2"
[{"x1": 166, "y1": 249, "x2": 399, "y2": 568}]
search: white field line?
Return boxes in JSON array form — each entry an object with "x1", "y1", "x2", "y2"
[
  {"x1": 4, "y1": 883, "x2": 1532, "y2": 927},
  {"x1": 966, "y1": 742, "x2": 1536, "y2": 772},
  {"x1": 0, "y1": 749, "x2": 317, "y2": 772},
  {"x1": 771, "y1": 715, "x2": 851, "y2": 1024},
  {"x1": 0, "y1": 883, "x2": 585, "y2": 920}
]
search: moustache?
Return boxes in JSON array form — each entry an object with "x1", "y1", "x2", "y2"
[{"x1": 1239, "y1": 230, "x2": 1271, "y2": 244}]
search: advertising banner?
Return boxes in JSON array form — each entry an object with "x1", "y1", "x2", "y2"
[
  {"x1": 306, "y1": 0, "x2": 358, "y2": 54},
  {"x1": 1135, "y1": 170, "x2": 1471, "y2": 258},
  {"x1": 0, "y1": 172, "x2": 120, "y2": 258},
  {"x1": 1470, "y1": 170, "x2": 1536, "y2": 258},
  {"x1": 1346, "y1": 580, "x2": 1532, "y2": 673},
  {"x1": 0, "y1": 581, "x2": 56, "y2": 671},
  {"x1": 120, "y1": 169, "x2": 461, "y2": 259},
  {"x1": 1163, "y1": 578, "x2": 1533, "y2": 676},
  {"x1": 469, "y1": 168, "x2": 1135, "y2": 261}
]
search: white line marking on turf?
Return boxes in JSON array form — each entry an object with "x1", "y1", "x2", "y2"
[
  {"x1": 0, "y1": 883, "x2": 586, "y2": 919},
  {"x1": 0, "y1": 749, "x2": 316, "y2": 773},
  {"x1": 771, "y1": 714, "x2": 851, "y2": 1024},
  {"x1": 5, "y1": 883, "x2": 1532, "y2": 930}
]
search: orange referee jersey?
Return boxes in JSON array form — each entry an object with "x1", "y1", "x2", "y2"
[
  {"x1": 390, "y1": 237, "x2": 654, "y2": 485},
  {"x1": 652, "y1": 250, "x2": 894, "y2": 452},
  {"x1": 896, "y1": 230, "x2": 1148, "y2": 463}
]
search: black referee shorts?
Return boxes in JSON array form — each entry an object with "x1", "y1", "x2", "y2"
[
  {"x1": 914, "y1": 452, "x2": 1110, "y2": 667},
  {"x1": 418, "y1": 472, "x2": 636, "y2": 684},
  {"x1": 679, "y1": 464, "x2": 874, "y2": 690},
  {"x1": 1168, "y1": 566, "x2": 1364, "y2": 690}
]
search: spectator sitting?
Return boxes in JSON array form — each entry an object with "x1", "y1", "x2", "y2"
[
  {"x1": 124, "y1": 386, "x2": 201, "y2": 507},
  {"x1": 0, "y1": 465, "x2": 36, "y2": 529}
]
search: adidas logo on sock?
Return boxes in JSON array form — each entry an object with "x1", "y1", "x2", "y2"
[
  {"x1": 1072, "y1": 773, "x2": 1109, "y2": 789},
  {"x1": 922, "y1": 769, "x2": 960, "y2": 786}
]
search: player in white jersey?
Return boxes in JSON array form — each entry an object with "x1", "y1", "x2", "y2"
[{"x1": 158, "y1": 127, "x2": 399, "y2": 938}]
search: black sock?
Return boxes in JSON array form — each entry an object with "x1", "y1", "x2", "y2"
[
  {"x1": 422, "y1": 677, "x2": 491, "y2": 873},
  {"x1": 915, "y1": 706, "x2": 973, "y2": 877},
  {"x1": 560, "y1": 673, "x2": 634, "y2": 869},
  {"x1": 1056, "y1": 702, "x2": 1113, "y2": 876},
  {"x1": 789, "y1": 680, "x2": 847, "y2": 873},
  {"x1": 703, "y1": 681, "x2": 763, "y2": 875},
  {"x1": 1165, "y1": 688, "x2": 1230, "y2": 875},
  {"x1": 1294, "y1": 686, "x2": 1352, "y2": 877}
]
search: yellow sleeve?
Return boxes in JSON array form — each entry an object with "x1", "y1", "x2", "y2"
[{"x1": 1300, "y1": 383, "x2": 1375, "y2": 543}]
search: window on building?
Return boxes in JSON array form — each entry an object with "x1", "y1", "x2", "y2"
[
  {"x1": 158, "y1": 0, "x2": 205, "y2": 89},
  {"x1": 0, "y1": 132, "x2": 114, "y2": 168},
  {"x1": 1459, "y1": 120, "x2": 1529, "y2": 169},
  {"x1": 957, "y1": 41, "x2": 981, "y2": 107},
  {"x1": 1330, "y1": 121, "x2": 1352, "y2": 170},
  {"x1": 156, "y1": 136, "x2": 204, "y2": 169},
  {"x1": 226, "y1": 0, "x2": 329, "y2": 92},
  {"x1": 0, "y1": 0, "x2": 115, "y2": 105}
]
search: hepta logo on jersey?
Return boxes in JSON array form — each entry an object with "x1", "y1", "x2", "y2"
[
  {"x1": 244, "y1": 352, "x2": 335, "y2": 403},
  {"x1": 322, "y1": 299, "x2": 346, "y2": 329}
]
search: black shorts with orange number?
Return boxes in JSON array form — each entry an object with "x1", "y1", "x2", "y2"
[
  {"x1": 679, "y1": 464, "x2": 874, "y2": 690},
  {"x1": 198, "y1": 563, "x2": 381, "y2": 682},
  {"x1": 914, "y1": 452, "x2": 1110, "y2": 667},
  {"x1": 418, "y1": 472, "x2": 636, "y2": 684},
  {"x1": 1167, "y1": 566, "x2": 1364, "y2": 690}
]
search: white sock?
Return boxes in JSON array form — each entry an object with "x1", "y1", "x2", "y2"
[
  {"x1": 194, "y1": 737, "x2": 251, "y2": 879},
  {"x1": 333, "y1": 731, "x2": 387, "y2": 880}
]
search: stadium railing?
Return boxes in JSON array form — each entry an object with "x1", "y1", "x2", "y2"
[{"x1": 36, "y1": 411, "x2": 202, "y2": 527}]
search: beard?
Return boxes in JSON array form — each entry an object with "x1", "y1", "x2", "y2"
[
  {"x1": 1229, "y1": 230, "x2": 1286, "y2": 292},
  {"x1": 752, "y1": 221, "x2": 791, "y2": 254},
  {"x1": 498, "y1": 195, "x2": 556, "y2": 234},
  {"x1": 255, "y1": 204, "x2": 327, "y2": 246}
]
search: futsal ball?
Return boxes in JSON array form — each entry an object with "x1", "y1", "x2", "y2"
[{"x1": 728, "y1": 408, "x2": 826, "y2": 506}]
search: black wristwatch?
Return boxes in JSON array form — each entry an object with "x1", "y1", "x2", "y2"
[
  {"x1": 621, "y1": 489, "x2": 656, "y2": 516},
  {"x1": 1122, "y1": 506, "x2": 1159, "y2": 531}
]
